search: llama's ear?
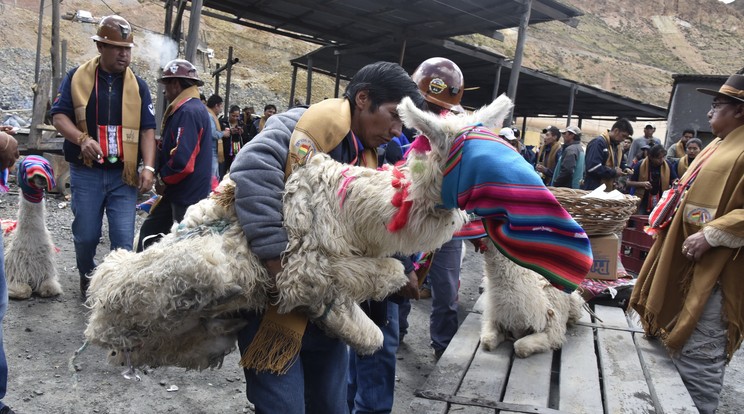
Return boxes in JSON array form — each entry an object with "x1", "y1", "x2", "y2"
[
  {"x1": 397, "y1": 97, "x2": 444, "y2": 143},
  {"x1": 469, "y1": 94, "x2": 514, "y2": 130}
]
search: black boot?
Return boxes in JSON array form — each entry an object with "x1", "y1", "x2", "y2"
[{"x1": 80, "y1": 275, "x2": 90, "y2": 298}]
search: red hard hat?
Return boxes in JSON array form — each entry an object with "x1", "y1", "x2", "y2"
[
  {"x1": 159, "y1": 59, "x2": 205, "y2": 86},
  {"x1": 411, "y1": 57, "x2": 465, "y2": 113},
  {"x1": 91, "y1": 15, "x2": 135, "y2": 48}
]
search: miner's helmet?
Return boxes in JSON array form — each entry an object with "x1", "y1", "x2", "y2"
[
  {"x1": 411, "y1": 57, "x2": 465, "y2": 113},
  {"x1": 159, "y1": 59, "x2": 205, "y2": 87},
  {"x1": 91, "y1": 15, "x2": 135, "y2": 48}
]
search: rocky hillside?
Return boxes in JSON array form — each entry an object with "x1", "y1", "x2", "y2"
[{"x1": 1, "y1": 0, "x2": 743, "y2": 112}]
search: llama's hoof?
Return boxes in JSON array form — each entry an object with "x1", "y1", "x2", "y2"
[
  {"x1": 37, "y1": 279, "x2": 63, "y2": 297},
  {"x1": 480, "y1": 332, "x2": 503, "y2": 351},
  {"x1": 8, "y1": 283, "x2": 32, "y2": 300}
]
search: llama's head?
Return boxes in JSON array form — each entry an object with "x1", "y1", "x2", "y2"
[
  {"x1": 397, "y1": 94, "x2": 513, "y2": 165},
  {"x1": 18, "y1": 156, "x2": 55, "y2": 203}
]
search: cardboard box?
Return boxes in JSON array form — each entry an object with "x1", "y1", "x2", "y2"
[{"x1": 587, "y1": 234, "x2": 620, "y2": 280}]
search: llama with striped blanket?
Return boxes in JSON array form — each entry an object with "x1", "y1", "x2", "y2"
[{"x1": 5, "y1": 156, "x2": 61, "y2": 300}]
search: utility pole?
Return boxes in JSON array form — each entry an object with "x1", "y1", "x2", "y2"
[
  {"x1": 506, "y1": 0, "x2": 532, "y2": 125},
  {"x1": 184, "y1": 0, "x2": 203, "y2": 63}
]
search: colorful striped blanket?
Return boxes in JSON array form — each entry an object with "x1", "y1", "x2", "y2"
[{"x1": 441, "y1": 126, "x2": 592, "y2": 292}]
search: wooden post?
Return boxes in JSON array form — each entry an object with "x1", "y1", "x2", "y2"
[
  {"x1": 506, "y1": 0, "x2": 532, "y2": 124},
  {"x1": 223, "y1": 46, "x2": 233, "y2": 118},
  {"x1": 34, "y1": 0, "x2": 45, "y2": 85},
  {"x1": 334, "y1": 53, "x2": 341, "y2": 98},
  {"x1": 305, "y1": 55, "x2": 313, "y2": 104},
  {"x1": 491, "y1": 63, "x2": 502, "y2": 100},
  {"x1": 567, "y1": 85, "x2": 577, "y2": 126},
  {"x1": 61, "y1": 39, "x2": 67, "y2": 78},
  {"x1": 288, "y1": 65, "x2": 298, "y2": 108},
  {"x1": 51, "y1": 0, "x2": 61, "y2": 96},
  {"x1": 184, "y1": 0, "x2": 203, "y2": 63},
  {"x1": 29, "y1": 70, "x2": 52, "y2": 151},
  {"x1": 214, "y1": 63, "x2": 220, "y2": 95}
]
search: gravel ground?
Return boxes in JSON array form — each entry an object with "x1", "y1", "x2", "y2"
[{"x1": 0, "y1": 188, "x2": 741, "y2": 413}]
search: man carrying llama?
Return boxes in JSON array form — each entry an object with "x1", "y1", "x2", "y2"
[
  {"x1": 229, "y1": 61, "x2": 424, "y2": 414},
  {"x1": 51, "y1": 15, "x2": 157, "y2": 296},
  {"x1": 135, "y1": 59, "x2": 212, "y2": 252}
]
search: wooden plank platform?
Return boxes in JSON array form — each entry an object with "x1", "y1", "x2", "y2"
[{"x1": 411, "y1": 303, "x2": 697, "y2": 413}]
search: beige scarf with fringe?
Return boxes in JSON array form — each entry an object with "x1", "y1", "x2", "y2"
[
  {"x1": 71, "y1": 56, "x2": 141, "y2": 187},
  {"x1": 240, "y1": 98, "x2": 377, "y2": 374}
]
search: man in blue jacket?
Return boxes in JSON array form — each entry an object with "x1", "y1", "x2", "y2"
[
  {"x1": 51, "y1": 15, "x2": 157, "y2": 296},
  {"x1": 230, "y1": 61, "x2": 423, "y2": 414},
  {"x1": 136, "y1": 59, "x2": 212, "y2": 251},
  {"x1": 583, "y1": 118, "x2": 633, "y2": 191}
]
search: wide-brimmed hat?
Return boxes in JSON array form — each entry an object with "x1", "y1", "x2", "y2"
[{"x1": 697, "y1": 73, "x2": 744, "y2": 103}]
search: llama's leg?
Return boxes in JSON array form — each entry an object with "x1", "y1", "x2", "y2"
[
  {"x1": 479, "y1": 287, "x2": 505, "y2": 351},
  {"x1": 37, "y1": 275, "x2": 63, "y2": 297},
  {"x1": 7, "y1": 281, "x2": 32, "y2": 300},
  {"x1": 513, "y1": 310, "x2": 568, "y2": 357},
  {"x1": 513, "y1": 332, "x2": 554, "y2": 358},
  {"x1": 567, "y1": 292, "x2": 585, "y2": 324},
  {"x1": 330, "y1": 257, "x2": 407, "y2": 303}
]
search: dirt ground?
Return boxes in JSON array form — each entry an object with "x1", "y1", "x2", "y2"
[{"x1": 0, "y1": 189, "x2": 742, "y2": 413}]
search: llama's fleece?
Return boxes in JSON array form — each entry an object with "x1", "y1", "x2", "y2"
[
  {"x1": 84, "y1": 95, "x2": 513, "y2": 370},
  {"x1": 480, "y1": 246, "x2": 584, "y2": 358}
]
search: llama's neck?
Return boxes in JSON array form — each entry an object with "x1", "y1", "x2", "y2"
[
  {"x1": 16, "y1": 197, "x2": 49, "y2": 234},
  {"x1": 400, "y1": 152, "x2": 445, "y2": 211}
]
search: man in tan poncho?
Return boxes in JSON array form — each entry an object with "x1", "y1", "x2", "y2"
[{"x1": 630, "y1": 71, "x2": 744, "y2": 414}]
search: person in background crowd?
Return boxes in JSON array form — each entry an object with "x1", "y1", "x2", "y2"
[
  {"x1": 252, "y1": 104, "x2": 277, "y2": 136},
  {"x1": 0, "y1": 131, "x2": 18, "y2": 414},
  {"x1": 230, "y1": 61, "x2": 423, "y2": 414},
  {"x1": 675, "y1": 137, "x2": 702, "y2": 177},
  {"x1": 621, "y1": 136, "x2": 633, "y2": 166},
  {"x1": 583, "y1": 118, "x2": 632, "y2": 191},
  {"x1": 535, "y1": 126, "x2": 561, "y2": 184},
  {"x1": 512, "y1": 127, "x2": 536, "y2": 165},
  {"x1": 629, "y1": 143, "x2": 650, "y2": 170},
  {"x1": 627, "y1": 122, "x2": 661, "y2": 166},
  {"x1": 220, "y1": 105, "x2": 247, "y2": 177},
  {"x1": 199, "y1": 93, "x2": 207, "y2": 105},
  {"x1": 206, "y1": 94, "x2": 230, "y2": 181},
  {"x1": 625, "y1": 144, "x2": 677, "y2": 214},
  {"x1": 241, "y1": 106, "x2": 257, "y2": 124},
  {"x1": 50, "y1": 15, "x2": 157, "y2": 296},
  {"x1": 667, "y1": 129, "x2": 695, "y2": 163},
  {"x1": 551, "y1": 125, "x2": 585, "y2": 189},
  {"x1": 630, "y1": 71, "x2": 744, "y2": 414},
  {"x1": 135, "y1": 59, "x2": 212, "y2": 252}
]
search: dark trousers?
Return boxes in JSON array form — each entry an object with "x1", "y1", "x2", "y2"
[{"x1": 136, "y1": 194, "x2": 188, "y2": 252}]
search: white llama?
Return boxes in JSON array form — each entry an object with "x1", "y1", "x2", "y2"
[
  {"x1": 5, "y1": 156, "x2": 61, "y2": 300},
  {"x1": 480, "y1": 246, "x2": 584, "y2": 357}
]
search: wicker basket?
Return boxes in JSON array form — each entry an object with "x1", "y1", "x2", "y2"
[{"x1": 548, "y1": 187, "x2": 640, "y2": 236}]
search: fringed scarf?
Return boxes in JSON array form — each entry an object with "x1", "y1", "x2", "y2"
[
  {"x1": 207, "y1": 107, "x2": 225, "y2": 163},
  {"x1": 537, "y1": 141, "x2": 561, "y2": 172},
  {"x1": 441, "y1": 126, "x2": 592, "y2": 293},
  {"x1": 18, "y1": 155, "x2": 56, "y2": 203},
  {"x1": 599, "y1": 131, "x2": 621, "y2": 192},
  {"x1": 635, "y1": 157, "x2": 671, "y2": 208},
  {"x1": 161, "y1": 86, "x2": 201, "y2": 133},
  {"x1": 677, "y1": 154, "x2": 692, "y2": 177},
  {"x1": 672, "y1": 140, "x2": 686, "y2": 159},
  {"x1": 242, "y1": 98, "x2": 376, "y2": 375},
  {"x1": 71, "y1": 56, "x2": 141, "y2": 186}
]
